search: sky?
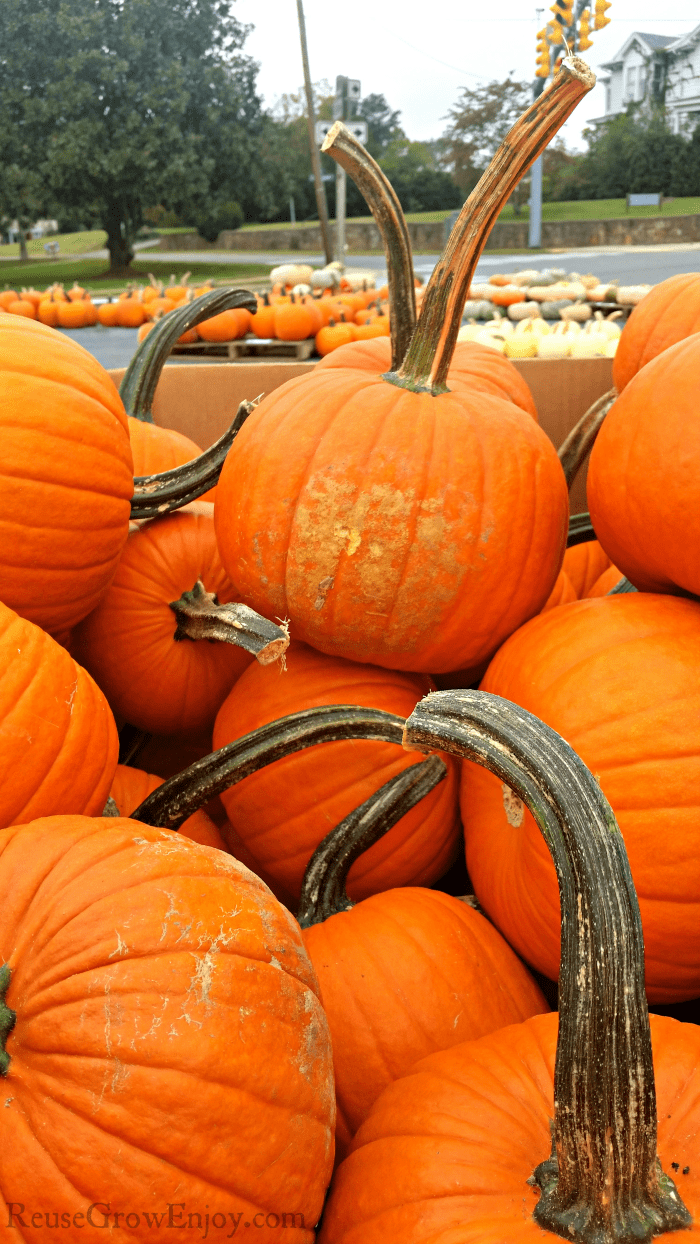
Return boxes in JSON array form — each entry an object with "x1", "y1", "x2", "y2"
[{"x1": 233, "y1": 0, "x2": 699, "y2": 152}]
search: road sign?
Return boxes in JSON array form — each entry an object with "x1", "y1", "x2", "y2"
[{"x1": 315, "y1": 119, "x2": 368, "y2": 146}]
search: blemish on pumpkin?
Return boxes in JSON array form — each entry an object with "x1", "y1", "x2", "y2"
[
  {"x1": 334, "y1": 525, "x2": 362, "y2": 556},
  {"x1": 502, "y1": 784, "x2": 524, "y2": 827},
  {"x1": 314, "y1": 576, "x2": 335, "y2": 611},
  {"x1": 108, "y1": 931, "x2": 128, "y2": 959}
]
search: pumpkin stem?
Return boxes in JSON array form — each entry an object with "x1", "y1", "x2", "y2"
[
  {"x1": 386, "y1": 57, "x2": 595, "y2": 395},
  {"x1": 131, "y1": 705, "x2": 406, "y2": 830},
  {"x1": 119, "y1": 287, "x2": 257, "y2": 423},
  {"x1": 558, "y1": 386, "x2": 617, "y2": 488},
  {"x1": 321, "y1": 121, "x2": 416, "y2": 370},
  {"x1": 403, "y1": 689, "x2": 691, "y2": 1244},
  {"x1": 567, "y1": 511, "x2": 597, "y2": 547},
  {"x1": 0, "y1": 965, "x2": 16, "y2": 1076},
  {"x1": 130, "y1": 399, "x2": 256, "y2": 519},
  {"x1": 169, "y1": 580, "x2": 289, "y2": 664},
  {"x1": 102, "y1": 795, "x2": 121, "y2": 817},
  {"x1": 297, "y1": 756, "x2": 446, "y2": 927}
]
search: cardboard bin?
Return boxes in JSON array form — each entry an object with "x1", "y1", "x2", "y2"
[{"x1": 110, "y1": 357, "x2": 614, "y2": 516}]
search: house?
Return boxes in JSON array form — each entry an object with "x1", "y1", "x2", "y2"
[{"x1": 590, "y1": 24, "x2": 700, "y2": 136}]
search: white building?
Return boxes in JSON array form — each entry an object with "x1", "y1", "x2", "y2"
[{"x1": 591, "y1": 24, "x2": 700, "y2": 136}]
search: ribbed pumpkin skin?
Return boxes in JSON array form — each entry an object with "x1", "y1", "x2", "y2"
[
  {"x1": 319, "y1": 1012, "x2": 700, "y2": 1244},
  {"x1": 214, "y1": 369, "x2": 567, "y2": 672},
  {"x1": 213, "y1": 642, "x2": 460, "y2": 902},
  {"x1": 541, "y1": 540, "x2": 615, "y2": 611},
  {"x1": 315, "y1": 335, "x2": 539, "y2": 419},
  {"x1": 303, "y1": 888, "x2": 548, "y2": 1161},
  {"x1": 0, "y1": 817, "x2": 334, "y2": 1238},
  {"x1": 461, "y1": 595, "x2": 700, "y2": 1002},
  {"x1": 74, "y1": 511, "x2": 252, "y2": 734},
  {"x1": 110, "y1": 762, "x2": 228, "y2": 850},
  {"x1": 613, "y1": 272, "x2": 700, "y2": 391},
  {"x1": 127, "y1": 416, "x2": 215, "y2": 502},
  {"x1": 588, "y1": 334, "x2": 700, "y2": 598},
  {"x1": 0, "y1": 313, "x2": 133, "y2": 631},
  {"x1": 0, "y1": 603, "x2": 117, "y2": 828}
]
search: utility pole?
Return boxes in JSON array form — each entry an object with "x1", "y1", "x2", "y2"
[
  {"x1": 295, "y1": 0, "x2": 333, "y2": 264},
  {"x1": 333, "y1": 76, "x2": 361, "y2": 262}
]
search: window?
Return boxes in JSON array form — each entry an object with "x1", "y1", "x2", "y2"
[{"x1": 625, "y1": 67, "x2": 636, "y2": 100}]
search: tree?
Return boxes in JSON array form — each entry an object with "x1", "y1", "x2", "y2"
[
  {"x1": 379, "y1": 139, "x2": 461, "y2": 213},
  {"x1": 440, "y1": 77, "x2": 531, "y2": 212},
  {"x1": 356, "y1": 94, "x2": 404, "y2": 160},
  {"x1": 551, "y1": 106, "x2": 690, "y2": 200},
  {"x1": 0, "y1": 0, "x2": 262, "y2": 273},
  {"x1": 0, "y1": 165, "x2": 48, "y2": 262}
]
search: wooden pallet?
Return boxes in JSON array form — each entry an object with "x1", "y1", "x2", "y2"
[{"x1": 170, "y1": 336, "x2": 316, "y2": 361}]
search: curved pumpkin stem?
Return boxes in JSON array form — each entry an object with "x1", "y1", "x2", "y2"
[
  {"x1": 321, "y1": 121, "x2": 416, "y2": 370},
  {"x1": 170, "y1": 579, "x2": 289, "y2": 664},
  {"x1": 558, "y1": 386, "x2": 617, "y2": 488},
  {"x1": 389, "y1": 57, "x2": 595, "y2": 395},
  {"x1": 404, "y1": 689, "x2": 690, "y2": 1244},
  {"x1": 297, "y1": 755, "x2": 446, "y2": 927},
  {"x1": 119, "y1": 286, "x2": 257, "y2": 423},
  {"x1": 132, "y1": 705, "x2": 406, "y2": 830},
  {"x1": 130, "y1": 398, "x2": 256, "y2": 519},
  {"x1": 567, "y1": 511, "x2": 596, "y2": 547}
]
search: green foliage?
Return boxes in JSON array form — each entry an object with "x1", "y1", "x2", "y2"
[
  {"x1": 0, "y1": 0, "x2": 262, "y2": 272},
  {"x1": 439, "y1": 77, "x2": 532, "y2": 210},
  {"x1": 194, "y1": 200, "x2": 244, "y2": 243},
  {"x1": 356, "y1": 94, "x2": 404, "y2": 161},
  {"x1": 0, "y1": 255, "x2": 268, "y2": 290},
  {"x1": 377, "y1": 140, "x2": 461, "y2": 213},
  {"x1": 551, "y1": 108, "x2": 700, "y2": 200}
]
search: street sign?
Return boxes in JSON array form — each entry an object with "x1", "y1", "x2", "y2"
[{"x1": 315, "y1": 119, "x2": 367, "y2": 146}]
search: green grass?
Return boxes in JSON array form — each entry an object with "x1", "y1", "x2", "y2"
[
  {"x1": 0, "y1": 256, "x2": 269, "y2": 293},
  {"x1": 0, "y1": 229, "x2": 107, "y2": 259}
]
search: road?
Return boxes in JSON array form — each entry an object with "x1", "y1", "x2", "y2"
[{"x1": 58, "y1": 241, "x2": 700, "y2": 370}]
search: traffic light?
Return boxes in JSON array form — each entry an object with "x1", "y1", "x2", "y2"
[
  {"x1": 550, "y1": 0, "x2": 574, "y2": 29},
  {"x1": 547, "y1": 21, "x2": 565, "y2": 45},
  {"x1": 593, "y1": 0, "x2": 611, "y2": 30},
  {"x1": 536, "y1": 28, "x2": 551, "y2": 76},
  {"x1": 578, "y1": 8, "x2": 593, "y2": 50}
]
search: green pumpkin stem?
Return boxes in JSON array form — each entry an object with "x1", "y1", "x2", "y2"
[
  {"x1": 0, "y1": 965, "x2": 16, "y2": 1077},
  {"x1": 169, "y1": 580, "x2": 289, "y2": 664},
  {"x1": 297, "y1": 756, "x2": 446, "y2": 927},
  {"x1": 321, "y1": 121, "x2": 416, "y2": 370},
  {"x1": 119, "y1": 286, "x2": 257, "y2": 423},
  {"x1": 403, "y1": 689, "x2": 691, "y2": 1244},
  {"x1": 388, "y1": 57, "x2": 595, "y2": 395},
  {"x1": 558, "y1": 386, "x2": 617, "y2": 489},
  {"x1": 132, "y1": 705, "x2": 406, "y2": 830},
  {"x1": 130, "y1": 398, "x2": 256, "y2": 519}
]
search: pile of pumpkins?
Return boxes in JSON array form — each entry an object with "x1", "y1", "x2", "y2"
[
  {"x1": 0, "y1": 60, "x2": 699, "y2": 1236},
  {"x1": 0, "y1": 275, "x2": 216, "y2": 330}
]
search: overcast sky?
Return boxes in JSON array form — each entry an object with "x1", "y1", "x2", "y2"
[{"x1": 233, "y1": 0, "x2": 699, "y2": 151}]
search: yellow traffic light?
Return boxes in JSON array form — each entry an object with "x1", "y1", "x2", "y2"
[
  {"x1": 536, "y1": 28, "x2": 551, "y2": 76},
  {"x1": 550, "y1": 0, "x2": 574, "y2": 28},
  {"x1": 547, "y1": 21, "x2": 565, "y2": 45},
  {"x1": 578, "y1": 8, "x2": 593, "y2": 50},
  {"x1": 593, "y1": 0, "x2": 611, "y2": 30}
]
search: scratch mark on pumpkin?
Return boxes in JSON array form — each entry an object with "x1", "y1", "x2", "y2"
[
  {"x1": 314, "y1": 575, "x2": 334, "y2": 611},
  {"x1": 502, "y1": 784, "x2": 524, "y2": 827},
  {"x1": 109, "y1": 931, "x2": 129, "y2": 959}
]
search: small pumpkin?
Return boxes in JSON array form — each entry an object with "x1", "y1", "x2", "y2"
[{"x1": 109, "y1": 762, "x2": 228, "y2": 849}]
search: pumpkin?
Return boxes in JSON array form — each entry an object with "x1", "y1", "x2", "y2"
[
  {"x1": 212, "y1": 641, "x2": 460, "y2": 902},
  {"x1": 0, "y1": 289, "x2": 18, "y2": 310},
  {"x1": 213, "y1": 66, "x2": 594, "y2": 674},
  {"x1": 319, "y1": 687, "x2": 699, "y2": 1244},
  {"x1": 587, "y1": 333, "x2": 700, "y2": 598},
  {"x1": 197, "y1": 307, "x2": 251, "y2": 342},
  {"x1": 315, "y1": 319, "x2": 356, "y2": 355},
  {"x1": 109, "y1": 762, "x2": 228, "y2": 849},
  {"x1": 542, "y1": 537, "x2": 618, "y2": 610},
  {"x1": 250, "y1": 294, "x2": 276, "y2": 338},
  {"x1": 274, "y1": 300, "x2": 315, "y2": 341},
  {"x1": 0, "y1": 815, "x2": 335, "y2": 1232},
  {"x1": 612, "y1": 273, "x2": 700, "y2": 391},
  {"x1": 72, "y1": 509, "x2": 282, "y2": 735},
  {"x1": 6, "y1": 298, "x2": 36, "y2": 319},
  {"x1": 315, "y1": 335, "x2": 539, "y2": 419},
  {"x1": 0, "y1": 312, "x2": 133, "y2": 632},
  {"x1": 298, "y1": 759, "x2": 547, "y2": 1161},
  {"x1": 97, "y1": 298, "x2": 120, "y2": 327},
  {"x1": 0, "y1": 601, "x2": 118, "y2": 827},
  {"x1": 116, "y1": 293, "x2": 148, "y2": 328},
  {"x1": 460, "y1": 593, "x2": 700, "y2": 1002}
]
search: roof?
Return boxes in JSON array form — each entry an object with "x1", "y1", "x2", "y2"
[
  {"x1": 599, "y1": 30, "x2": 689, "y2": 70},
  {"x1": 635, "y1": 32, "x2": 678, "y2": 50}
]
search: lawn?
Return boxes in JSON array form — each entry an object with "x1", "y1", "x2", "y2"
[
  {"x1": 0, "y1": 229, "x2": 107, "y2": 259},
  {"x1": 0, "y1": 256, "x2": 270, "y2": 294}
]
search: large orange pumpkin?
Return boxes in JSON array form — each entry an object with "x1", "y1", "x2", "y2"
[
  {"x1": 212, "y1": 641, "x2": 460, "y2": 901},
  {"x1": 0, "y1": 602, "x2": 118, "y2": 827},
  {"x1": 0, "y1": 313, "x2": 133, "y2": 631},
  {"x1": 613, "y1": 271, "x2": 700, "y2": 392},
  {"x1": 212, "y1": 66, "x2": 592, "y2": 674},
  {"x1": 299, "y1": 761, "x2": 547, "y2": 1161},
  {"x1": 588, "y1": 333, "x2": 700, "y2": 598},
  {"x1": 319, "y1": 686, "x2": 699, "y2": 1244},
  {"x1": 460, "y1": 593, "x2": 700, "y2": 1002},
  {"x1": 73, "y1": 510, "x2": 255, "y2": 735},
  {"x1": 0, "y1": 815, "x2": 335, "y2": 1236}
]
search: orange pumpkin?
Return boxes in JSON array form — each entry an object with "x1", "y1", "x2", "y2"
[
  {"x1": 461, "y1": 593, "x2": 700, "y2": 1002},
  {"x1": 588, "y1": 333, "x2": 700, "y2": 598},
  {"x1": 73, "y1": 510, "x2": 254, "y2": 735},
  {"x1": 6, "y1": 297, "x2": 36, "y2": 319},
  {"x1": 212, "y1": 641, "x2": 460, "y2": 902},
  {"x1": 0, "y1": 313, "x2": 133, "y2": 631},
  {"x1": 0, "y1": 289, "x2": 18, "y2": 310},
  {"x1": 0, "y1": 602, "x2": 118, "y2": 826},
  {"x1": 613, "y1": 271, "x2": 700, "y2": 391},
  {"x1": 97, "y1": 298, "x2": 120, "y2": 327},
  {"x1": 197, "y1": 308, "x2": 251, "y2": 342},
  {"x1": 250, "y1": 295, "x2": 276, "y2": 338},
  {"x1": 0, "y1": 815, "x2": 335, "y2": 1227},
  {"x1": 273, "y1": 300, "x2": 314, "y2": 340}
]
